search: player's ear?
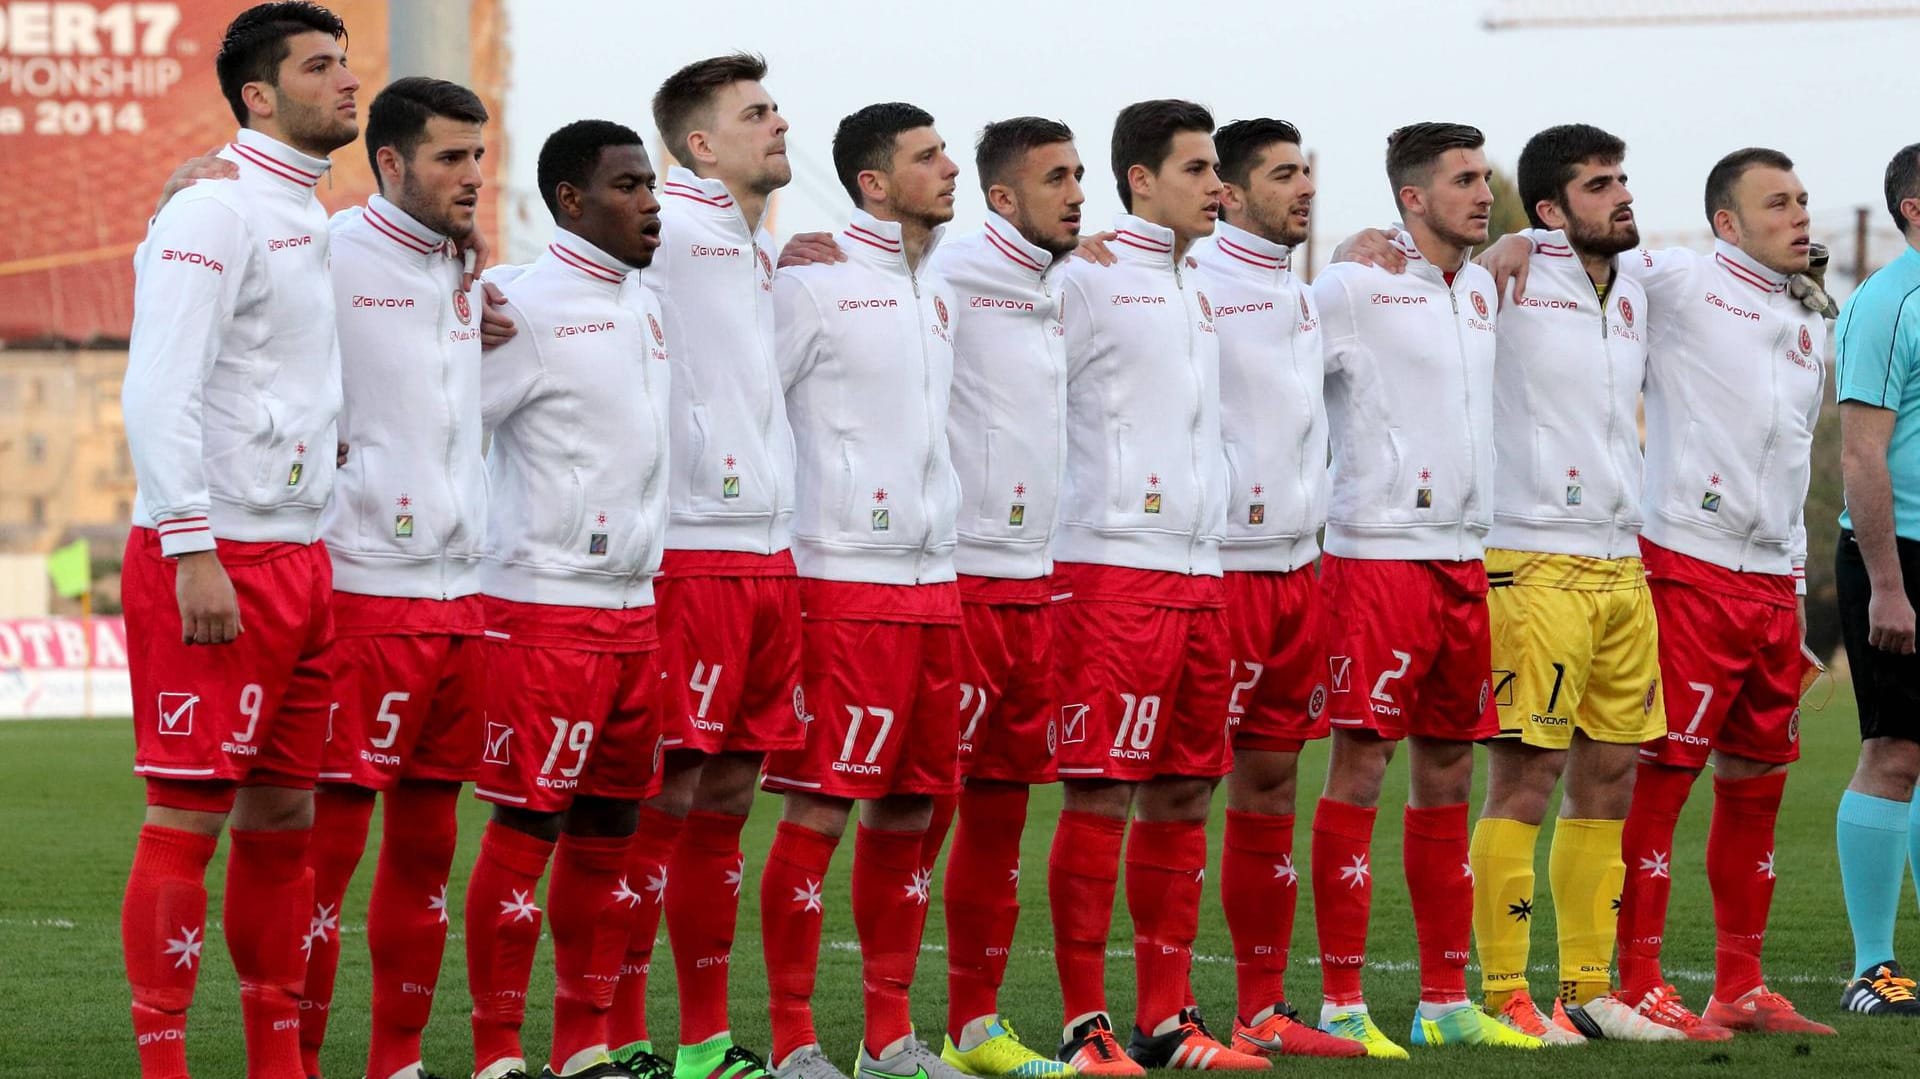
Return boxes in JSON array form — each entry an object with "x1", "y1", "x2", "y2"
[{"x1": 1126, "y1": 162, "x2": 1153, "y2": 206}]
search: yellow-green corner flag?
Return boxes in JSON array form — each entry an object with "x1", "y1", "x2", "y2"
[{"x1": 46, "y1": 538, "x2": 90, "y2": 598}]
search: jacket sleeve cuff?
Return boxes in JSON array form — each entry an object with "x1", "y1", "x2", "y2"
[
  {"x1": 1792, "y1": 563, "x2": 1807, "y2": 596},
  {"x1": 156, "y1": 516, "x2": 217, "y2": 557}
]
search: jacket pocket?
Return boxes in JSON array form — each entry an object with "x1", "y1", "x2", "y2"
[{"x1": 1109, "y1": 421, "x2": 1134, "y2": 514}]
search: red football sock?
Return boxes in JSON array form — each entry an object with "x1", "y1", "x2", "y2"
[
  {"x1": 1222, "y1": 810, "x2": 1295, "y2": 1019},
  {"x1": 1616, "y1": 763, "x2": 1696, "y2": 1000},
  {"x1": 1404, "y1": 804, "x2": 1471, "y2": 1003},
  {"x1": 1312, "y1": 798, "x2": 1378, "y2": 1006},
  {"x1": 1126, "y1": 818, "x2": 1207, "y2": 1033},
  {"x1": 123, "y1": 824, "x2": 218, "y2": 1079},
  {"x1": 549, "y1": 831, "x2": 638, "y2": 1071},
  {"x1": 667, "y1": 810, "x2": 751, "y2": 1045},
  {"x1": 854, "y1": 823, "x2": 933, "y2": 1054},
  {"x1": 761, "y1": 820, "x2": 840, "y2": 1064},
  {"x1": 608, "y1": 806, "x2": 685, "y2": 1050},
  {"x1": 1708, "y1": 771, "x2": 1786, "y2": 1001},
  {"x1": 365, "y1": 782, "x2": 460, "y2": 1079},
  {"x1": 945, "y1": 783, "x2": 1029, "y2": 1038},
  {"x1": 465, "y1": 821, "x2": 555, "y2": 1074},
  {"x1": 1049, "y1": 810, "x2": 1127, "y2": 1023},
  {"x1": 298, "y1": 786, "x2": 375, "y2": 1076},
  {"x1": 226, "y1": 826, "x2": 315, "y2": 1079}
]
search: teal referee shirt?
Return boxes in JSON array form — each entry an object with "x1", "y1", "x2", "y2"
[{"x1": 1837, "y1": 244, "x2": 1920, "y2": 540}]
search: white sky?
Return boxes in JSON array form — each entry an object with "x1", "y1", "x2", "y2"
[{"x1": 500, "y1": 0, "x2": 1919, "y2": 275}]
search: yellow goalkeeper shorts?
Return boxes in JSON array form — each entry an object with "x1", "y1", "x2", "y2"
[{"x1": 1486, "y1": 548, "x2": 1666, "y2": 750}]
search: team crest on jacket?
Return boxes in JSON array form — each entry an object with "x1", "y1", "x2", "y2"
[
  {"x1": 1197, "y1": 291, "x2": 1214, "y2": 322},
  {"x1": 1299, "y1": 293, "x2": 1311, "y2": 320},
  {"x1": 1471, "y1": 291, "x2": 1489, "y2": 319},
  {"x1": 648, "y1": 313, "x2": 665, "y2": 346},
  {"x1": 1620, "y1": 296, "x2": 1635, "y2": 327},
  {"x1": 757, "y1": 247, "x2": 774, "y2": 279},
  {"x1": 935, "y1": 295, "x2": 950, "y2": 328},
  {"x1": 1799, "y1": 325, "x2": 1813, "y2": 355},
  {"x1": 454, "y1": 289, "x2": 472, "y2": 325}
]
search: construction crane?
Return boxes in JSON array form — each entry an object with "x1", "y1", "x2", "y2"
[{"x1": 1483, "y1": 0, "x2": 1920, "y2": 30}]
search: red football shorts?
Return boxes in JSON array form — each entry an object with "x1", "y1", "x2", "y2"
[
  {"x1": 761, "y1": 579, "x2": 963, "y2": 800},
  {"x1": 316, "y1": 592, "x2": 487, "y2": 790},
  {"x1": 1319, "y1": 554, "x2": 1498, "y2": 742},
  {"x1": 956, "y1": 575, "x2": 1059, "y2": 784},
  {"x1": 1225, "y1": 566, "x2": 1331, "y2": 754},
  {"x1": 1052, "y1": 562, "x2": 1233, "y2": 782},
  {"x1": 1637, "y1": 540, "x2": 1805, "y2": 769},
  {"x1": 472, "y1": 597, "x2": 664, "y2": 813},
  {"x1": 655, "y1": 550, "x2": 804, "y2": 756},
  {"x1": 125, "y1": 529, "x2": 335, "y2": 804}
]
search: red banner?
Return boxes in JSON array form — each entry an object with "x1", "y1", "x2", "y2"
[{"x1": 0, "y1": 0, "x2": 507, "y2": 344}]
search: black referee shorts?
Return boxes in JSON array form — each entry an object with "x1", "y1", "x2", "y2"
[{"x1": 1837, "y1": 527, "x2": 1920, "y2": 743}]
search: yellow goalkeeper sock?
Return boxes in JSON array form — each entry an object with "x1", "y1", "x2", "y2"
[
  {"x1": 1550, "y1": 817, "x2": 1626, "y2": 1006},
  {"x1": 1470, "y1": 816, "x2": 1539, "y2": 1010}
]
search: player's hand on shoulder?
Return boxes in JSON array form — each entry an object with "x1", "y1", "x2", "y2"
[
  {"x1": 1332, "y1": 228, "x2": 1406, "y2": 274},
  {"x1": 175, "y1": 551, "x2": 242, "y2": 645},
  {"x1": 480, "y1": 281, "x2": 517, "y2": 349},
  {"x1": 1475, "y1": 233, "x2": 1535, "y2": 304},
  {"x1": 1072, "y1": 231, "x2": 1117, "y2": 267},
  {"x1": 155, "y1": 148, "x2": 238, "y2": 218},
  {"x1": 457, "y1": 230, "x2": 493, "y2": 292},
  {"x1": 779, "y1": 232, "x2": 845, "y2": 268}
]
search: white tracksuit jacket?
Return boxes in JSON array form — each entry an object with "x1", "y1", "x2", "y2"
[
  {"x1": 479, "y1": 231, "x2": 672, "y2": 609},
  {"x1": 1056, "y1": 214, "x2": 1228, "y2": 577},
  {"x1": 1314, "y1": 228, "x2": 1498, "y2": 562},
  {"x1": 1488, "y1": 229, "x2": 1651, "y2": 560},
  {"x1": 124, "y1": 128, "x2": 343, "y2": 556},
  {"x1": 644, "y1": 166, "x2": 796, "y2": 555},
  {"x1": 1191, "y1": 220, "x2": 1327, "y2": 573},
  {"x1": 930, "y1": 217, "x2": 1068, "y2": 581},
  {"x1": 775, "y1": 209, "x2": 961, "y2": 585},
  {"x1": 320, "y1": 195, "x2": 486, "y2": 599}
]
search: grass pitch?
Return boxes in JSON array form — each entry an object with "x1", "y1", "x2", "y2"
[{"x1": 3, "y1": 686, "x2": 1916, "y2": 1078}]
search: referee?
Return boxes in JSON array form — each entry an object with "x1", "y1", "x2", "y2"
[{"x1": 1834, "y1": 140, "x2": 1920, "y2": 1018}]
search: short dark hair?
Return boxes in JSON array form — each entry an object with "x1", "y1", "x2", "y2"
[
  {"x1": 364, "y1": 77, "x2": 488, "y2": 176},
  {"x1": 1110, "y1": 99, "x2": 1215, "y2": 210},
  {"x1": 974, "y1": 116, "x2": 1075, "y2": 195},
  {"x1": 652, "y1": 52, "x2": 769, "y2": 164},
  {"x1": 215, "y1": 2, "x2": 347, "y2": 126},
  {"x1": 1385, "y1": 122, "x2": 1486, "y2": 211},
  {"x1": 1886, "y1": 143, "x2": 1920, "y2": 235},
  {"x1": 536, "y1": 119, "x2": 644, "y2": 217},
  {"x1": 1703, "y1": 147, "x2": 1795, "y2": 227},
  {"x1": 832, "y1": 102, "x2": 936, "y2": 204},
  {"x1": 1213, "y1": 118, "x2": 1303, "y2": 190},
  {"x1": 1516, "y1": 123, "x2": 1626, "y2": 229}
]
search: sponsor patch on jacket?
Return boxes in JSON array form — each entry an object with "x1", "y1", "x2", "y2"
[
  {"x1": 1008, "y1": 503, "x2": 1025, "y2": 527},
  {"x1": 1144, "y1": 492, "x2": 1162, "y2": 514},
  {"x1": 1248, "y1": 502, "x2": 1265, "y2": 525},
  {"x1": 1701, "y1": 491, "x2": 1721, "y2": 513},
  {"x1": 1415, "y1": 487, "x2": 1432, "y2": 509},
  {"x1": 871, "y1": 508, "x2": 890, "y2": 531},
  {"x1": 394, "y1": 514, "x2": 413, "y2": 538},
  {"x1": 722, "y1": 475, "x2": 740, "y2": 499},
  {"x1": 287, "y1": 462, "x2": 303, "y2": 487},
  {"x1": 1566, "y1": 484, "x2": 1583, "y2": 506},
  {"x1": 589, "y1": 532, "x2": 609, "y2": 555}
]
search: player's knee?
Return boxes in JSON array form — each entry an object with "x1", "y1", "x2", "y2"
[
  {"x1": 228, "y1": 785, "x2": 314, "y2": 832},
  {"x1": 1324, "y1": 734, "x2": 1394, "y2": 805},
  {"x1": 864, "y1": 792, "x2": 934, "y2": 832},
  {"x1": 1062, "y1": 778, "x2": 1133, "y2": 819},
  {"x1": 1138, "y1": 776, "x2": 1214, "y2": 821},
  {"x1": 781, "y1": 791, "x2": 852, "y2": 838},
  {"x1": 1854, "y1": 737, "x2": 1920, "y2": 794},
  {"x1": 691, "y1": 751, "x2": 763, "y2": 816},
  {"x1": 565, "y1": 795, "x2": 639, "y2": 837},
  {"x1": 492, "y1": 803, "x2": 564, "y2": 843}
]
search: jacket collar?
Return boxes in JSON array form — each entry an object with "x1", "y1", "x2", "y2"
[
  {"x1": 1109, "y1": 213, "x2": 1178, "y2": 269},
  {"x1": 229, "y1": 127, "x2": 330, "y2": 191},
  {"x1": 839, "y1": 207, "x2": 944, "y2": 274},
  {"x1": 1713, "y1": 238, "x2": 1788, "y2": 294},
  {"x1": 1210, "y1": 220, "x2": 1291, "y2": 278},
  {"x1": 660, "y1": 165, "x2": 743, "y2": 218},
  {"x1": 546, "y1": 228, "x2": 633, "y2": 289},
  {"x1": 362, "y1": 194, "x2": 452, "y2": 260},
  {"x1": 980, "y1": 215, "x2": 1053, "y2": 283}
]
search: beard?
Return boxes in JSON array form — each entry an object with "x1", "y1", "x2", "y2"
[
  {"x1": 1013, "y1": 203, "x2": 1079, "y2": 258},
  {"x1": 399, "y1": 168, "x2": 473, "y2": 239},
  {"x1": 1566, "y1": 210, "x2": 1640, "y2": 257},
  {"x1": 275, "y1": 88, "x2": 357, "y2": 154},
  {"x1": 1250, "y1": 200, "x2": 1308, "y2": 247}
]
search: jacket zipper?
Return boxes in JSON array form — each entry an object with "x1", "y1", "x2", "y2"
[
  {"x1": 1448, "y1": 277, "x2": 1475, "y2": 561},
  {"x1": 1290, "y1": 269, "x2": 1313, "y2": 568},
  {"x1": 1597, "y1": 265, "x2": 1622, "y2": 558},
  {"x1": 441, "y1": 254, "x2": 460, "y2": 601},
  {"x1": 1176, "y1": 256, "x2": 1203, "y2": 574},
  {"x1": 911, "y1": 258, "x2": 936, "y2": 584}
]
